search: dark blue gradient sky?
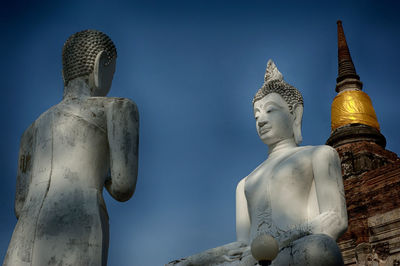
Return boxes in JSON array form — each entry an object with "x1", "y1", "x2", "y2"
[{"x1": 1, "y1": 1, "x2": 400, "y2": 265}]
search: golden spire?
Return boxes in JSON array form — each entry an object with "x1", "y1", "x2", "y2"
[{"x1": 331, "y1": 20, "x2": 380, "y2": 131}]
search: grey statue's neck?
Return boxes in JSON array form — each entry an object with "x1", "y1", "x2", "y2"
[
  {"x1": 267, "y1": 138, "x2": 297, "y2": 158},
  {"x1": 63, "y1": 78, "x2": 92, "y2": 100}
]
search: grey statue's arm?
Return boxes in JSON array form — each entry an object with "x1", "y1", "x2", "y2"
[
  {"x1": 14, "y1": 124, "x2": 34, "y2": 219},
  {"x1": 310, "y1": 145, "x2": 348, "y2": 239},
  {"x1": 236, "y1": 178, "x2": 251, "y2": 243},
  {"x1": 105, "y1": 98, "x2": 139, "y2": 202}
]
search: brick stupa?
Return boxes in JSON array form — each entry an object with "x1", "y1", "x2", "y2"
[{"x1": 327, "y1": 21, "x2": 400, "y2": 265}]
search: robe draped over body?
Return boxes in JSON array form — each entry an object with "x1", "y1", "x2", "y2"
[{"x1": 4, "y1": 104, "x2": 110, "y2": 266}]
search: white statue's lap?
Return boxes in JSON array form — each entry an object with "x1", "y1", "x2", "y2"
[
  {"x1": 270, "y1": 234, "x2": 344, "y2": 266},
  {"x1": 168, "y1": 234, "x2": 343, "y2": 266}
]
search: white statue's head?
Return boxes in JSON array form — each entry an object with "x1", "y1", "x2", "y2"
[
  {"x1": 62, "y1": 30, "x2": 117, "y2": 96},
  {"x1": 253, "y1": 60, "x2": 303, "y2": 146}
]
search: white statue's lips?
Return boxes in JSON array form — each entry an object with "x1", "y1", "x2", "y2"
[{"x1": 259, "y1": 127, "x2": 271, "y2": 135}]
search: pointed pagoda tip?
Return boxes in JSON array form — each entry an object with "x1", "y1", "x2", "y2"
[
  {"x1": 264, "y1": 59, "x2": 283, "y2": 83},
  {"x1": 337, "y1": 20, "x2": 347, "y2": 48},
  {"x1": 336, "y1": 20, "x2": 360, "y2": 84}
]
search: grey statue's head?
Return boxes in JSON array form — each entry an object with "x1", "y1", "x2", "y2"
[
  {"x1": 253, "y1": 60, "x2": 303, "y2": 113},
  {"x1": 62, "y1": 30, "x2": 117, "y2": 87}
]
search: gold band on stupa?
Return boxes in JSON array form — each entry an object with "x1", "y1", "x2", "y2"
[{"x1": 331, "y1": 90, "x2": 380, "y2": 131}]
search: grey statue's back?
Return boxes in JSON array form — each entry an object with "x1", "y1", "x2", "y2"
[
  {"x1": 4, "y1": 29, "x2": 139, "y2": 266},
  {"x1": 4, "y1": 96, "x2": 138, "y2": 266}
]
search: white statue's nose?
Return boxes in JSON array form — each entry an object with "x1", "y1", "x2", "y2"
[{"x1": 258, "y1": 121, "x2": 268, "y2": 128}]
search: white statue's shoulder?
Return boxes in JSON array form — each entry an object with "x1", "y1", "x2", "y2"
[
  {"x1": 306, "y1": 145, "x2": 341, "y2": 174},
  {"x1": 309, "y1": 145, "x2": 339, "y2": 159},
  {"x1": 297, "y1": 145, "x2": 338, "y2": 158},
  {"x1": 236, "y1": 157, "x2": 269, "y2": 192},
  {"x1": 236, "y1": 176, "x2": 246, "y2": 191},
  {"x1": 237, "y1": 164, "x2": 260, "y2": 190}
]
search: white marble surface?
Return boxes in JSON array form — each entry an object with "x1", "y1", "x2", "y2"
[{"x1": 168, "y1": 61, "x2": 347, "y2": 266}]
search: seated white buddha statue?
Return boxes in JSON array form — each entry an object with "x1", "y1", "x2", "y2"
[{"x1": 169, "y1": 60, "x2": 348, "y2": 266}]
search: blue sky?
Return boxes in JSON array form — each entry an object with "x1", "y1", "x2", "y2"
[{"x1": 1, "y1": 1, "x2": 400, "y2": 265}]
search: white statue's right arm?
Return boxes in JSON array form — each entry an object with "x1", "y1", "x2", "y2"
[
  {"x1": 236, "y1": 178, "x2": 250, "y2": 243},
  {"x1": 15, "y1": 124, "x2": 34, "y2": 219},
  {"x1": 105, "y1": 98, "x2": 139, "y2": 202},
  {"x1": 310, "y1": 145, "x2": 348, "y2": 239},
  {"x1": 275, "y1": 146, "x2": 348, "y2": 249}
]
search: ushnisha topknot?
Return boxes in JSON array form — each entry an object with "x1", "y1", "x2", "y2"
[
  {"x1": 62, "y1": 29, "x2": 117, "y2": 86},
  {"x1": 253, "y1": 60, "x2": 304, "y2": 113}
]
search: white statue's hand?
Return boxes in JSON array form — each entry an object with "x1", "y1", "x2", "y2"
[
  {"x1": 222, "y1": 242, "x2": 250, "y2": 262},
  {"x1": 275, "y1": 232, "x2": 293, "y2": 250},
  {"x1": 273, "y1": 223, "x2": 311, "y2": 250},
  {"x1": 309, "y1": 211, "x2": 338, "y2": 236}
]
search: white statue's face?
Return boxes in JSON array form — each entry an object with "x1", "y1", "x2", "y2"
[{"x1": 253, "y1": 93, "x2": 294, "y2": 146}]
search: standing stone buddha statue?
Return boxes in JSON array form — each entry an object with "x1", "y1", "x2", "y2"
[
  {"x1": 4, "y1": 30, "x2": 139, "y2": 266},
  {"x1": 168, "y1": 60, "x2": 347, "y2": 266}
]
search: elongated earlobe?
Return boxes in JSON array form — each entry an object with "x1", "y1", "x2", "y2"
[
  {"x1": 293, "y1": 104, "x2": 303, "y2": 145},
  {"x1": 61, "y1": 70, "x2": 65, "y2": 85},
  {"x1": 93, "y1": 50, "x2": 106, "y2": 89}
]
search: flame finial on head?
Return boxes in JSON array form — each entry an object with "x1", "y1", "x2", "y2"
[
  {"x1": 253, "y1": 59, "x2": 303, "y2": 112},
  {"x1": 264, "y1": 59, "x2": 283, "y2": 83}
]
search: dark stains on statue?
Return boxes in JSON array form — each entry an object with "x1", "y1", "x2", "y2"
[
  {"x1": 36, "y1": 189, "x2": 93, "y2": 238},
  {"x1": 63, "y1": 168, "x2": 79, "y2": 184},
  {"x1": 20, "y1": 154, "x2": 31, "y2": 173}
]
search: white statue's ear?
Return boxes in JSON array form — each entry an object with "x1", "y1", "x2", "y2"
[
  {"x1": 292, "y1": 104, "x2": 303, "y2": 145},
  {"x1": 93, "y1": 50, "x2": 107, "y2": 89}
]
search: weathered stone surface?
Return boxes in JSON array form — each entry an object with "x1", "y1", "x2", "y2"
[
  {"x1": 335, "y1": 141, "x2": 398, "y2": 180},
  {"x1": 327, "y1": 124, "x2": 386, "y2": 150},
  {"x1": 4, "y1": 30, "x2": 139, "y2": 266},
  {"x1": 333, "y1": 141, "x2": 400, "y2": 265}
]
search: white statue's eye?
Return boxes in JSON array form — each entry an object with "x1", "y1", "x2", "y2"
[{"x1": 266, "y1": 108, "x2": 274, "y2": 113}]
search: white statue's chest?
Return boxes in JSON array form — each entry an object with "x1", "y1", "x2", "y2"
[
  {"x1": 246, "y1": 152, "x2": 311, "y2": 192},
  {"x1": 245, "y1": 149, "x2": 314, "y2": 226}
]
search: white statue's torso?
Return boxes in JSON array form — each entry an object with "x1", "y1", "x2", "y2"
[{"x1": 244, "y1": 146, "x2": 319, "y2": 242}]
